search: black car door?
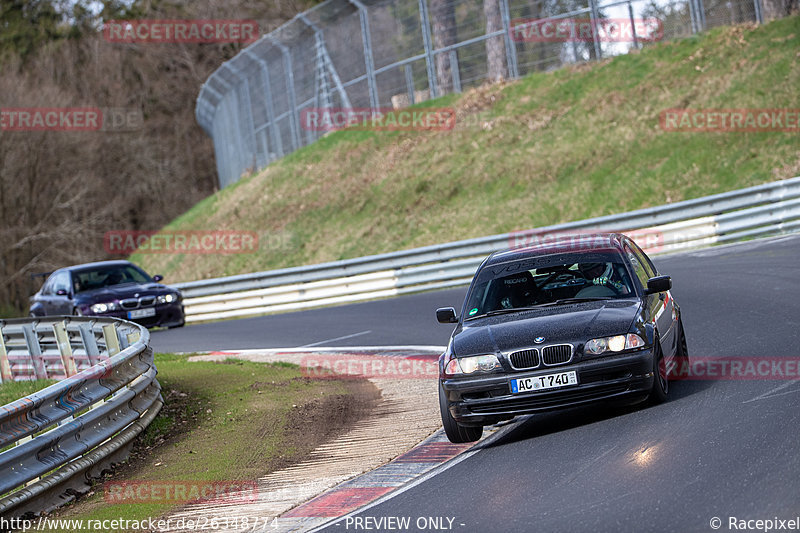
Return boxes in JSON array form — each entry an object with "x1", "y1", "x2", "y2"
[{"x1": 624, "y1": 243, "x2": 674, "y2": 355}]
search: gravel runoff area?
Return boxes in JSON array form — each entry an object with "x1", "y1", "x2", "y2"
[{"x1": 159, "y1": 347, "x2": 496, "y2": 532}]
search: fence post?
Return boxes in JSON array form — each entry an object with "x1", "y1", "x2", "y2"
[
  {"x1": 628, "y1": 2, "x2": 639, "y2": 48},
  {"x1": 53, "y1": 321, "x2": 77, "y2": 378},
  {"x1": 589, "y1": 0, "x2": 602, "y2": 59},
  {"x1": 267, "y1": 36, "x2": 302, "y2": 152},
  {"x1": 405, "y1": 64, "x2": 416, "y2": 105},
  {"x1": 350, "y1": 0, "x2": 379, "y2": 109},
  {"x1": 245, "y1": 48, "x2": 284, "y2": 159},
  {"x1": 753, "y1": 0, "x2": 763, "y2": 24},
  {"x1": 418, "y1": 0, "x2": 438, "y2": 99},
  {"x1": 449, "y1": 50, "x2": 462, "y2": 93},
  {"x1": 500, "y1": 0, "x2": 520, "y2": 79}
]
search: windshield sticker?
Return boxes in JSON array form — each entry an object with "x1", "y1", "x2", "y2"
[{"x1": 469, "y1": 307, "x2": 478, "y2": 316}]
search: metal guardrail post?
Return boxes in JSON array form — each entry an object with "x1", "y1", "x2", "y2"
[
  {"x1": 350, "y1": 0, "x2": 380, "y2": 109},
  {"x1": 53, "y1": 321, "x2": 77, "y2": 377},
  {"x1": 0, "y1": 329, "x2": 11, "y2": 383},
  {"x1": 418, "y1": 0, "x2": 438, "y2": 99},
  {"x1": 21, "y1": 324, "x2": 47, "y2": 379},
  {"x1": 500, "y1": 0, "x2": 519, "y2": 79},
  {"x1": 77, "y1": 323, "x2": 100, "y2": 366},
  {"x1": 102, "y1": 323, "x2": 121, "y2": 356}
]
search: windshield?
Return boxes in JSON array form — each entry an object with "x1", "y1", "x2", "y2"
[
  {"x1": 464, "y1": 251, "x2": 635, "y2": 319},
  {"x1": 73, "y1": 265, "x2": 152, "y2": 293}
]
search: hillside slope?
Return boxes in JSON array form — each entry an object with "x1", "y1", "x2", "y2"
[{"x1": 136, "y1": 16, "x2": 800, "y2": 282}]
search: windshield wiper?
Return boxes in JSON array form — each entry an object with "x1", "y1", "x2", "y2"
[
  {"x1": 539, "y1": 297, "x2": 615, "y2": 306},
  {"x1": 467, "y1": 306, "x2": 544, "y2": 320}
]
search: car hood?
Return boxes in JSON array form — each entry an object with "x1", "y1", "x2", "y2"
[
  {"x1": 75, "y1": 283, "x2": 170, "y2": 302},
  {"x1": 452, "y1": 299, "x2": 641, "y2": 356}
]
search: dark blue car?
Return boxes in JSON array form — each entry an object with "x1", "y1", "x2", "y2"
[{"x1": 29, "y1": 260, "x2": 185, "y2": 328}]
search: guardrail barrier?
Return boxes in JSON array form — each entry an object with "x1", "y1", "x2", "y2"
[
  {"x1": 173, "y1": 176, "x2": 800, "y2": 322},
  {"x1": 0, "y1": 317, "x2": 161, "y2": 519}
]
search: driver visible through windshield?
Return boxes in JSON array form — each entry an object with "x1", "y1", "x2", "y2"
[
  {"x1": 465, "y1": 251, "x2": 635, "y2": 319},
  {"x1": 73, "y1": 265, "x2": 153, "y2": 293}
]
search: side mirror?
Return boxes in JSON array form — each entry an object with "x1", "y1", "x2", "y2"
[
  {"x1": 646, "y1": 275, "x2": 672, "y2": 294},
  {"x1": 153, "y1": 275, "x2": 164, "y2": 282},
  {"x1": 436, "y1": 307, "x2": 458, "y2": 324},
  {"x1": 56, "y1": 289, "x2": 69, "y2": 296}
]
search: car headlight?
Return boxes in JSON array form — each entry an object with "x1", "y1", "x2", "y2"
[
  {"x1": 157, "y1": 293, "x2": 179, "y2": 304},
  {"x1": 585, "y1": 334, "x2": 645, "y2": 355},
  {"x1": 90, "y1": 302, "x2": 118, "y2": 314},
  {"x1": 444, "y1": 354, "x2": 501, "y2": 376}
]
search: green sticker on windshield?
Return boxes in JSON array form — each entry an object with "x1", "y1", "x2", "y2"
[{"x1": 469, "y1": 308, "x2": 478, "y2": 316}]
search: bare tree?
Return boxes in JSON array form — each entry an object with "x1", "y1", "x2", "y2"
[
  {"x1": 430, "y1": 0, "x2": 458, "y2": 94},
  {"x1": 484, "y1": 0, "x2": 508, "y2": 81}
]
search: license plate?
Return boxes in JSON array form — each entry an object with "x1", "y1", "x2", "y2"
[
  {"x1": 128, "y1": 308, "x2": 156, "y2": 319},
  {"x1": 510, "y1": 371, "x2": 578, "y2": 393}
]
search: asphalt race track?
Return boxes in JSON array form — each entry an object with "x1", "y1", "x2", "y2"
[{"x1": 153, "y1": 234, "x2": 800, "y2": 532}]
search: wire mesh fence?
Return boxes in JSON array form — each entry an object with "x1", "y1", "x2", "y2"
[{"x1": 196, "y1": 0, "x2": 772, "y2": 188}]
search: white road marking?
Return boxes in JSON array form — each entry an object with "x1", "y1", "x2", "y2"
[
  {"x1": 743, "y1": 379, "x2": 800, "y2": 404},
  {"x1": 301, "y1": 330, "x2": 372, "y2": 347}
]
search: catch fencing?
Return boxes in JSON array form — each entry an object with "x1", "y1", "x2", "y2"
[
  {"x1": 0, "y1": 317, "x2": 160, "y2": 518},
  {"x1": 173, "y1": 176, "x2": 800, "y2": 322},
  {"x1": 196, "y1": 0, "x2": 775, "y2": 188}
]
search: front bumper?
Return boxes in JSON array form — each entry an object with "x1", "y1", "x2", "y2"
[
  {"x1": 83, "y1": 303, "x2": 185, "y2": 328},
  {"x1": 441, "y1": 348, "x2": 655, "y2": 425}
]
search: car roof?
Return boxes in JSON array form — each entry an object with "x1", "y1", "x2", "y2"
[
  {"x1": 486, "y1": 233, "x2": 627, "y2": 266},
  {"x1": 55, "y1": 260, "x2": 137, "y2": 274}
]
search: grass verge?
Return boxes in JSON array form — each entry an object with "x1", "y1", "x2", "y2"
[
  {"x1": 38, "y1": 352, "x2": 379, "y2": 530},
  {"x1": 134, "y1": 17, "x2": 800, "y2": 283}
]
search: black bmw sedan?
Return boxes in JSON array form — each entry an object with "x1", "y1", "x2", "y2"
[
  {"x1": 436, "y1": 233, "x2": 688, "y2": 443},
  {"x1": 29, "y1": 260, "x2": 185, "y2": 328}
]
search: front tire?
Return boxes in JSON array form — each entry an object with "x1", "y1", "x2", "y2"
[
  {"x1": 648, "y1": 335, "x2": 668, "y2": 404},
  {"x1": 439, "y1": 382, "x2": 483, "y2": 443}
]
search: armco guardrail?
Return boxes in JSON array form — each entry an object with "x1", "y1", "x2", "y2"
[
  {"x1": 0, "y1": 317, "x2": 161, "y2": 518},
  {"x1": 174, "y1": 177, "x2": 800, "y2": 322}
]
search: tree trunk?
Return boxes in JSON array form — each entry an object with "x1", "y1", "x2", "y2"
[
  {"x1": 484, "y1": 0, "x2": 508, "y2": 81},
  {"x1": 430, "y1": 0, "x2": 457, "y2": 94}
]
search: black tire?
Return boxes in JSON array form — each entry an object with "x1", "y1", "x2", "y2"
[
  {"x1": 72, "y1": 307, "x2": 82, "y2": 316},
  {"x1": 676, "y1": 316, "x2": 689, "y2": 365},
  {"x1": 648, "y1": 334, "x2": 668, "y2": 404},
  {"x1": 439, "y1": 382, "x2": 483, "y2": 443}
]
